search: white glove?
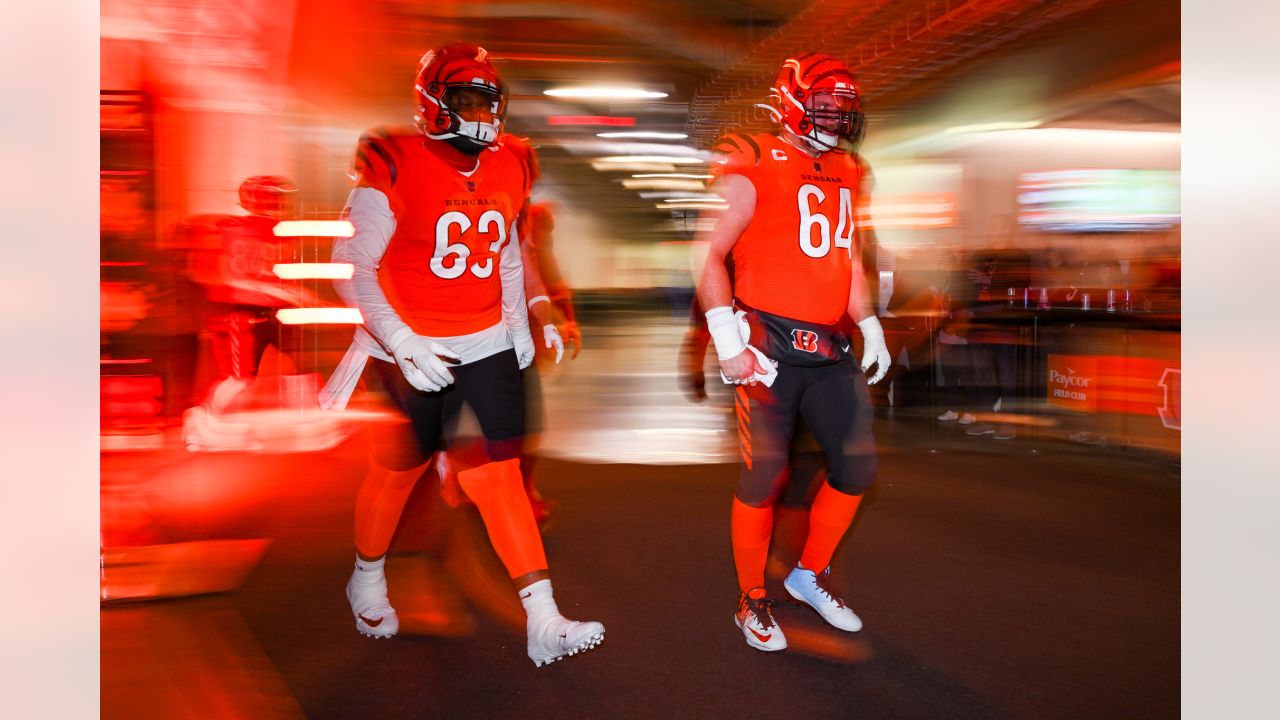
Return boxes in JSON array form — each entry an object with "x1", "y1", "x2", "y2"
[
  {"x1": 392, "y1": 335, "x2": 461, "y2": 392},
  {"x1": 513, "y1": 328, "x2": 535, "y2": 370},
  {"x1": 542, "y1": 324, "x2": 564, "y2": 364},
  {"x1": 857, "y1": 315, "x2": 891, "y2": 385}
]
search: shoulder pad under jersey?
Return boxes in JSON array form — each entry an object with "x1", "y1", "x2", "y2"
[
  {"x1": 353, "y1": 126, "x2": 412, "y2": 191},
  {"x1": 710, "y1": 131, "x2": 771, "y2": 183}
]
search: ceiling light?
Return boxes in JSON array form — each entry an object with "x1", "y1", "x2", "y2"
[
  {"x1": 656, "y1": 199, "x2": 726, "y2": 210},
  {"x1": 632, "y1": 173, "x2": 713, "y2": 180},
  {"x1": 597, "y1": 131, "x2": 688, "y2": 139},
  {"x1": 544, "y1": 87, "x2": 669, "y2": 99},
  {"x1": 638, "y1": 192, "x2": 723, "y2": 200},
  {"x1": 943, "y1": 121, "x2": 1041, "y2": 134},
  {"x1": 273, "y1": 263, "x2": 355, "y2": 280},
  {"x1": 591, "y1": 161, "x2": 678, "y2": 173},
  {"x1": 596, "y1": 155, "x2": 704, "y2": 165},
  {"x1": 621, "y1": 179, "x2": 708, "y2": 191},
  {"x1": 272, "y1": 220, "x2": 355, "y2": 237},
  {"x1": 276, "y1": 308, "x2": 363, "y2": 325}
]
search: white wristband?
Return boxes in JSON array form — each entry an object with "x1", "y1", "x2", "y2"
[
  {"x1": 705, "y1": 306, "x2": 747, "y2": 360},
  {"x1": 856, "y1": 315, "x2": 884, "y2": 344},
  {"x1": 527, "y1": 295, "x2": 550, "y2": 309}
]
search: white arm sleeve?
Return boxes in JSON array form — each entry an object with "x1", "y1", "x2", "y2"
[
  {"x1": 332, "y1": 187, "x2": 415, "y2": 354},
  {"x1": 500, "y1": 220, "x2": 531, "y2": 339}
]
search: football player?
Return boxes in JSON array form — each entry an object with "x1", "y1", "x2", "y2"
[
  {"x1": 522, "y1": 203, "x2": 582, "y2": 359},
  {"x1": 184, "y1": 175, "x2": 315, "y2": 414},
  {"x1": 697, "y1": 54, "x2": 890, "y2": 652},
  {"x1": 318, "y1": 43, "x2": 603, "y2": 667}
]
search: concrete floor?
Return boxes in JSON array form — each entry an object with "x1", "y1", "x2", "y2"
[{"x1": 101, "y1": 315, "x2": 1179, "y2": 719}]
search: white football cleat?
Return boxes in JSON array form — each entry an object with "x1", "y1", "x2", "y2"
[
  {"x1": 347, "y1": 565, "x2": 399, "y2": 638},
  {"x1": 784, "y1": 565, "x2": 863, "y2": 632},
  {"x1": 937, "y1": 409, "x2": 959, "y2": 422},
  {"x1": 735, "y1": 589, "x2": 787, "y2": 652},
  {"x1": 527, "y1": 614, "x2": 605, "y2": 667}
]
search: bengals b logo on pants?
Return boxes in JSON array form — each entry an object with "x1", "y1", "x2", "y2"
[{"x1": 791, "y1": 329, "x2": 819, "y2": 353}]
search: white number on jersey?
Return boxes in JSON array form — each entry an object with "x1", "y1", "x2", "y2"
[
  {"x1": 429, "y1": 209, "x2": 507, "y2": 279},
  {"x1": 796, "y1": 183, "x2": 855, "y2": 259}
]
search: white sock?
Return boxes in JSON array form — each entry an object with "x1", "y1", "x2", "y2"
[
  {"x1": 353, "y1": 555, "x2": 385, "y2": 577},
  {"x1": 519, "y1": 579, "x2": 559, "y2": 623}
]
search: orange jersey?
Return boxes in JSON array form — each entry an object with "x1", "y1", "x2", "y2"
[
  {"x1": 353, "y1": 128, "x2": 532, "y2": 336},
  {"x1": 710, "y1": 132, "x2": 868, "y2": 325},
  {"x1": 185, "y1": 214, "x2": 297, "y2": 307}
]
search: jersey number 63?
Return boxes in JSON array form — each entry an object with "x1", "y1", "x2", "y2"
[{"x1": 430, "y1": 209, "x2": 508, "y2": 279}]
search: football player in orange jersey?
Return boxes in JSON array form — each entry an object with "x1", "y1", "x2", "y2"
[
  {"x1": 522, "y1": 204, "x2": 582, "y2": 357},
  {"x1": 317, "y1": 43, "x2": 603, "y2": 667},
  {"x1": 519, "y1": 201, "x2": 582, "y2": 525},
  {"x1": 697, "y1": 54, "x2": 891, "y2": 652},
  {"x1": 184, "y1": 175, "x2": 317, "y2": 415}
]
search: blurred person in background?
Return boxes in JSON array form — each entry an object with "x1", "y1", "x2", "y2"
[
  {"x1": 934, "y1": 249, "x2": 978, "y2": 424},
  {"x1": 875, "y1": 247, "x2": 949, "y2": 410},
  {"x1": 697, "y1": 54, "x2": 889, "y2": 652},
  {"x1": 181, "y1": 175, "x2": 317, "y2": 416},
  {"x1": 678, "y1": 301, "x2": 713, "y2": 403},
  {"x1": 513, "y1": 201, "x2": 579, "y2": 528},
  {"x1": 316, "y1": 43, "x2": 601, "y2": 668},
  {"x1": 522, "y1": 203, "x2": 581, "y2": 358},
  {"x1": 954, "y1": 223, "x2": 1029, "y2": 440},
  {"x1": 468, "y1": 138, "x2": 580, "y2": 530}
]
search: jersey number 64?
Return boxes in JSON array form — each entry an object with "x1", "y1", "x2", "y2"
[{"x1": 797, "y1": 183, "x2": 855, "y2": 259}]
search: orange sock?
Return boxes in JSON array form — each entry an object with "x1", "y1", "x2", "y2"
[
  {"x1": 731, "y1": 498, "x2": 773, "y2": 593},
  {"x1": 799, "y1": 483, "x2": 862, "y2": 572},
  {"x1": 354, "y1": 463, "x2": 429, "y2": 559},
  {"x1": 457, "y1": 458, "x2": 548, "y2": 578}
]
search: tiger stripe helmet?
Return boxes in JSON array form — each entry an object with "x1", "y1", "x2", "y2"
[
  {"x1": 413, "y1": 42, "x2": 508, "y2": 153},
  {"x1": 764, "y1": 53, "x2": 865, "y2": 152}
]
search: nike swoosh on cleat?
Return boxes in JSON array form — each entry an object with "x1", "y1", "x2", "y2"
[
  {"x1": 748, "y1": 627, "x2": 772, "y2": 643},
  {"x1": 358, "y1": 614, "x2": 384, "y2": 628}
]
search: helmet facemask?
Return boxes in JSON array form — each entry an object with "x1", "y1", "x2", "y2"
[
  {"x1": 802, "y1": 92, "x2": 864, "y2": 150},
  {"x1": 417, "y1": 80, "x2": 508, "y2": 155},
  {"x1": 785, "y1": 88, "x2": 864, "y2": 153}
]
